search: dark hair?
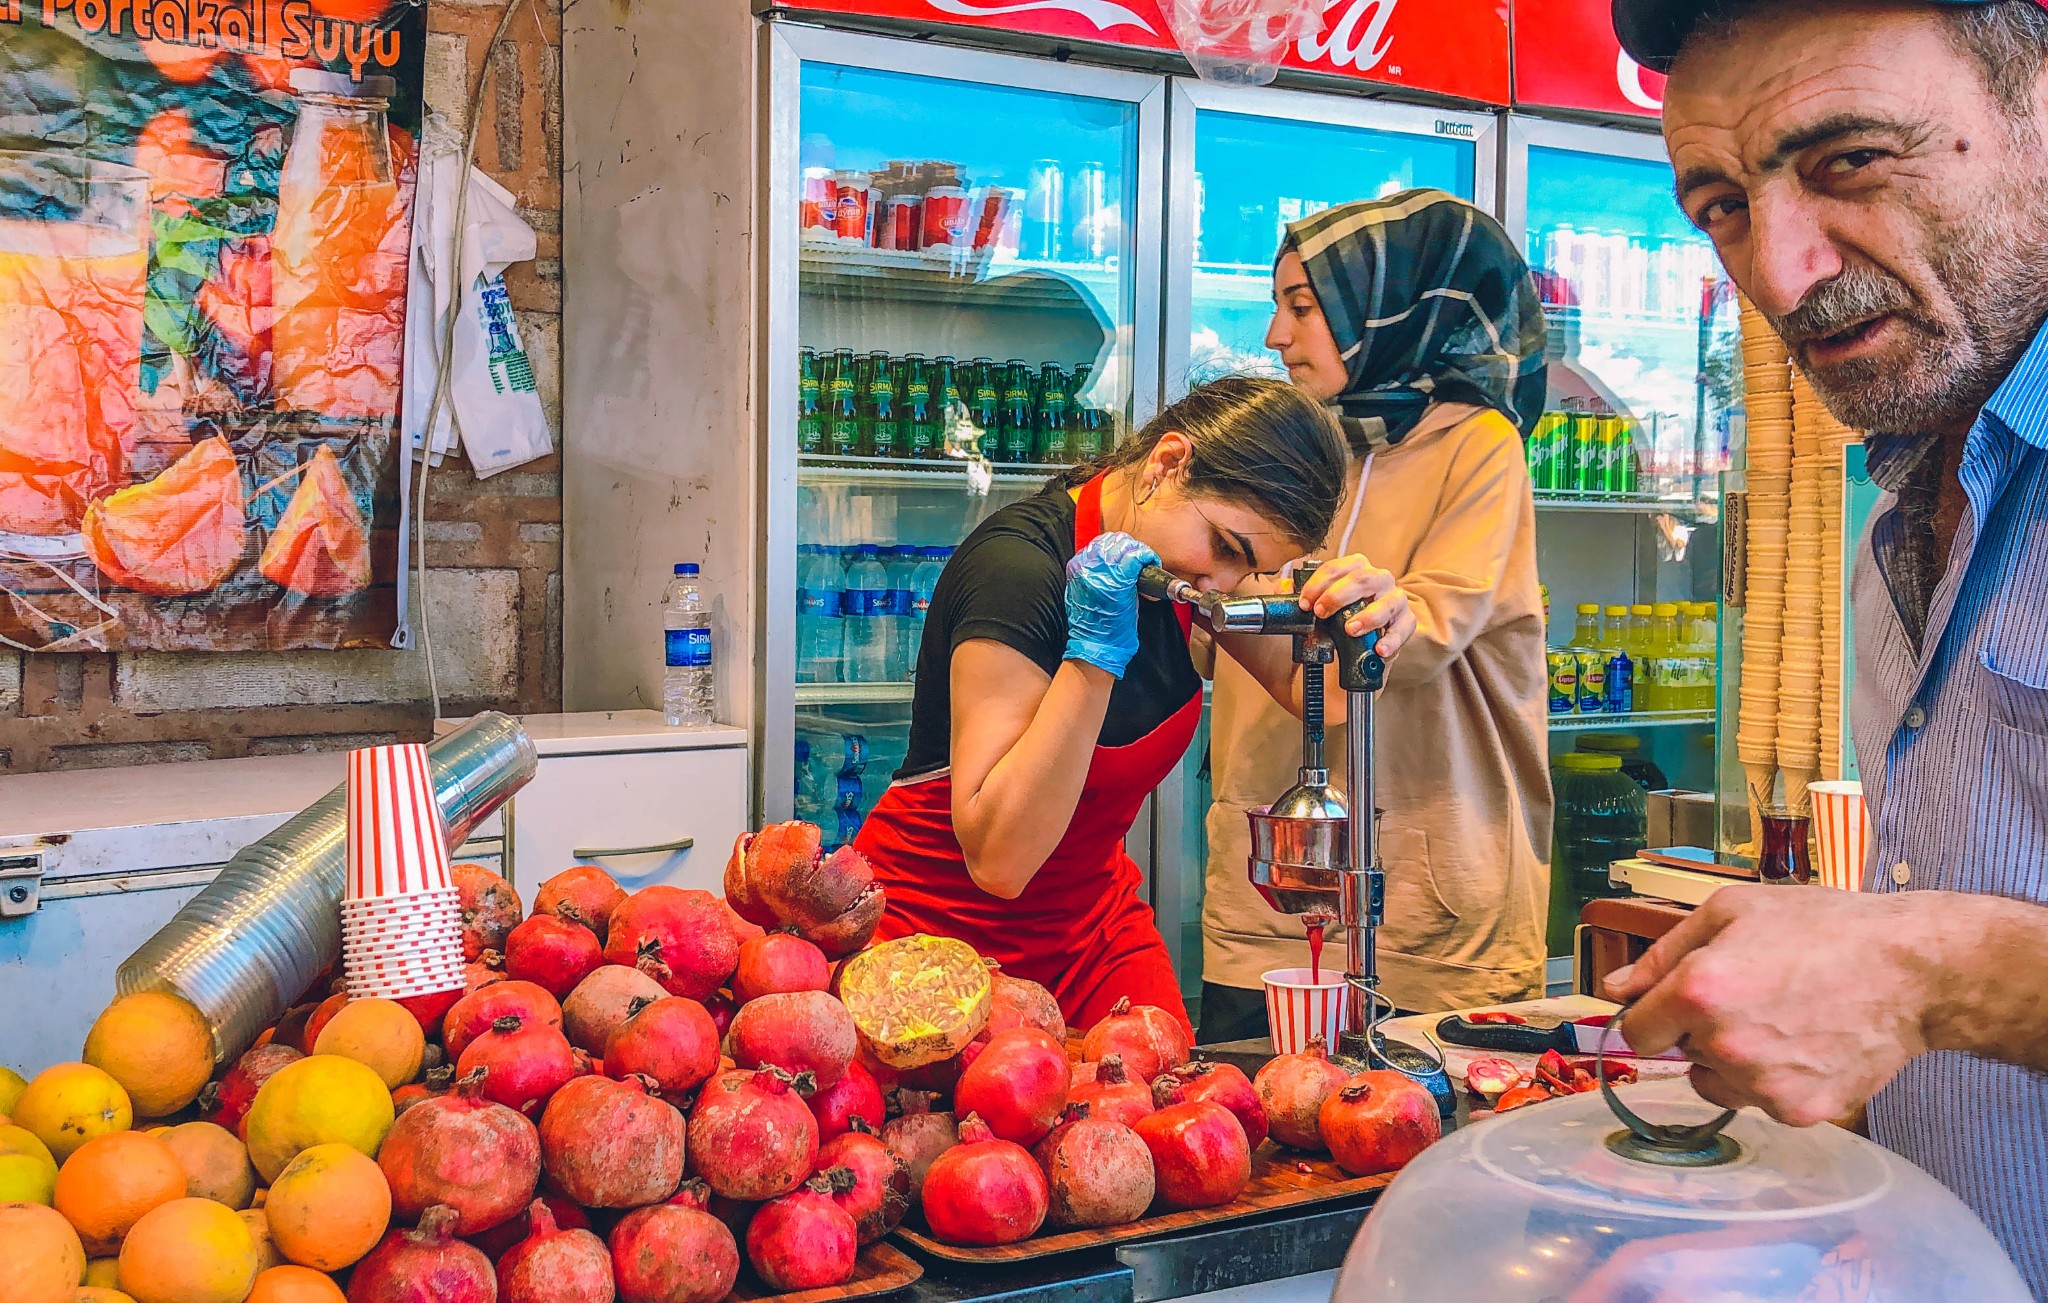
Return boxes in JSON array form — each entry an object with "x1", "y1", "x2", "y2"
[
  {"x1": 1061, "y1": 375, "x2": 1347, "y2": 547},
  {"x1": 1683, "y1": 0, "x2": 2048, "y2": 129}
]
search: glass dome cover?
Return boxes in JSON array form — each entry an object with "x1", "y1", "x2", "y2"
[{"x1": 1337, "y1": 1076, "x2": 2030, "y2": 1300}]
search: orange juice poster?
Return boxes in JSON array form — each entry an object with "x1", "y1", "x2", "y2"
[{"x1": 0, "y1": 0, "x2": 425, "y2": 651}]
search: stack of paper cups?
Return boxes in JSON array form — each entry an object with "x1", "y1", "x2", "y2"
[
  {"x1": 1810, "y1": 780, "x2": 1869, "y2": 890},
  {"x1": 1736, "y1": 295, "x2": 1793, "y2": 846},
  {"x1": 1262, "y1": 967, "x2": 1348, "y2": 1056},
  {"x1": 342, "y1": 744, "x2": 465, "y2": 1000}
]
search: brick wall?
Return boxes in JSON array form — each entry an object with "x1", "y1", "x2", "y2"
[{"x1": 0, "y1": 1, "x2": 566, "y2": 775}]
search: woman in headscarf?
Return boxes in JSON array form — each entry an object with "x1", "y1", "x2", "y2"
[{"x1": 1197, "y1": 189, "x2": 1553, "y2": 1039}]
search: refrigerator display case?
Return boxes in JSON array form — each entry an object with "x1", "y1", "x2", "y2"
[{"x1": 761, "y1": 27, "x2": 1163, "y2": 843}]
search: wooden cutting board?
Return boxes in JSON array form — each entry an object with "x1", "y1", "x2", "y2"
[
  {"x1": 731, "y1": 1243, "x2": 923, "y2": 1302},
  {"x1": 894, "y1": 1144, "x2": 1392, "y2": 1263}
]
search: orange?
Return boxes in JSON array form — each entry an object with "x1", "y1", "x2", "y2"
[
  {"x1": 81, "y1": 438, "x2": 246, "y2": 597},
  {"x1": 117, "y1": 1198, "x2": 257, "y2": 1303},
  {"x1": 75, "y1": 1289, "x2": 137, "y2": 1303},
  {"x1": 262, "y1": 1145, "x2": 388, "y2": 1273},
  {"x1": 310, "y1": 1000, "x2": 422, "y2": 1091},
  {"x1": 0, "y1": 1202, "x2": 85, "y2": 1303},
  {"x1": 157, "y1": 1123, "x2": 257, "y2": 1210},
  {"x1": 81, "y1": 1261, "x2": 120, "y2": 1289},
  {"x1": 259, "y1": 445, "x2": 369, "y2": 598},
  {"x1": 82, "y1": 995, "x2": 215, "y2": 1120},
  {"x1": 246, "y1": 1267, "x2": 345, "y2": 1303},
  {"x1": 52, "y1": 1132, "x2": 187, "y2": 1257},
  {"x1": 12, "y1": 1064, "x2": 131, "y2": 1163},
  {"x1": 243, "y1": 1056, "x2": 392, "y2": 1184},
  {"x1": 238, "y1": 1209, "x2": 283, "y2": 1274}
]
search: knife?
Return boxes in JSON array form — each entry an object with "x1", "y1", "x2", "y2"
[{"x1": 1433, "y1": 1012, "x2": 1686, "y2": 1060}]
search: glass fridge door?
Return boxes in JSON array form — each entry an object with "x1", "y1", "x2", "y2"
[
  {"x1": 762, "y1": 28, "x2": 1164, "y2": 836},
  {"x1": 1510, "y1": 119, "x2": 1739, "y2": 961},
  {"x1": 1149, "y1": 85, "x2": 1497, "y2": 1005}
]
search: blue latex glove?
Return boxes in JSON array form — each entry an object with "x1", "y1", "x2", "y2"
[{"x1": 1064, "y1": 531, "x2": 1158, "y2": 679}]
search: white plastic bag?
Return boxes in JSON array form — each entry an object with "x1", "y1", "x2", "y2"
[
  {"x1": 1166, "y1": 0, "x2": 1324, "y2": 85},
  {"x1": 403, "y1": 115, "x2": 553, "y2": 478}
]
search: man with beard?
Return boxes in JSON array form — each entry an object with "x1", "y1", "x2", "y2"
[{"x1": 1604, "y1": 0, "x2": 2048, "y2": 1284}]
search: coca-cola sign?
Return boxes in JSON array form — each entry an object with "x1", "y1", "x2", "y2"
[
  {"x1": 780, "y1": 0, "x2": 1514, "y2": 104},
  {"x1": 1512, "y1": 0, "x2": 1665, "y2": 117}
]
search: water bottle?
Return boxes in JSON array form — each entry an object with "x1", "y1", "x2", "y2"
[
  {"x1": 796, "y1": 546, "x2": 844, "y2": 684},
  {"x1": 662, "y1": 563, "x2": 714, "y2": 726},
  {"x1": 794, "y1": 734, "x2": 832, "y2": 826},
  {"x1": 842, "y1": 545, "x2": 892, "y2": 683},
  {"x1": 903, "y1": 546, "x2": 944, "y2": 680},
  {"x1": 882, "y1": 546, "x2": 918, "y2": 681}
]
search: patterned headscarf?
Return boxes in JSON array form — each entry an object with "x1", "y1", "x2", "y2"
[{"x1": 1281, "y1": 190, "x2": 1548, "y2": 450}]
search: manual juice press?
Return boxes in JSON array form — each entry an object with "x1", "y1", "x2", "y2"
[{"x1": 1141, "y1": 561, "x2": 1454, "y2": 1115}]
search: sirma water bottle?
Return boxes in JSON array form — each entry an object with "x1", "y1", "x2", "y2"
[{"x1": 663, "y1": 563, "x2": 714, "y2": 726}]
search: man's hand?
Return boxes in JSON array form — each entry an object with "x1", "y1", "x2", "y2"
[{"x1": 1603, "y1": 885, "x2": 1938, "y2": 1126}]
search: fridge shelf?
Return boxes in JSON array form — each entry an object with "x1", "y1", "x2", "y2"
[
  {"x1": 1534, "y1": 490, "x2": 1712, "y2": 516},
  {"x1": 1548, "y1": 709, "x2": 1714, "y2": 733},
  {"x1": 799, "y1": 454, "x2": 1066, "y2": 487},
  {"x1": 1543, "y1": 302, "x2": 1705, "y2": 335},
  {"x1": 801, "y1": 245, "x2": 1121, "y2": 311},
  {"x1": 796, "y1": 682, "x2": 917, "y2": 705}
]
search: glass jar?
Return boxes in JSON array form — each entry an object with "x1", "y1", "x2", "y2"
[
  {"x1": 1576, "y1": 731, "x2": 1668, "y2": 791},
  {"x1": 1546, "y1": 751, "x2": 1646, "y2": 954}
]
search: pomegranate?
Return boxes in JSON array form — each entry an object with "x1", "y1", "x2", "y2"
[
  {"x1": 604, "y1": 886, "x2": 741, "y2": 1001},
  {"x1": 497, "y1": 1198, "x2": 612, "y2": 1303},
  {"x1": 816, "y1": 1124, "x2": 910, "y2": 1244},
  {"x1": 454, "y1": 862, "x2": 523, "y2": 961},
  {"x1": 304, "y1": 991, "x2": 350, "y2": 1048},
  {"x1": 468, "y1": 1192, "x2": 589, "y2": 1261},
  {"x1": 1252, "y1": 1035, "x2": 1350, "y2": 1150},
  {"x1": 728, "y1": 990, "x2": 857, "y2": 1087},
  {"x1": 897, "y1": 1053, "x2": 963, "y2": 1094},
  {"x1": 199, "y1": 1042, "x2": 303, "y2": 1137},
  {"x1": 347, "y1": 1205, "x2": 496, "y2": 1303},
  {"x1": 610, "y1": 1182, "x2": 738, "y2": 1303},
  {"x1": 730, "y1": 933, "x2": 830, "y2": 1004},
  {"x1": 396, "y1": 988, "x2": 465, "y2": 1039},
  {"x1": 807, "y1": 1057, "x2": 884, "y2": 1142},
  {"x1": 879, "y1": 1092, "x2": 957, "y2": 1202},
  {"x1": 391, "y1": 1065, "x2": 456, "y2": 1116},
  {"x1": 981, "y1": 961, "x2": 1066, "y2": 1042},
  {"x1": 379, "y1": 1067, "x2": 542, "y2": 1235},
  {"x1": 1080, "y1": 997, "x2": 1190, "y2": 1084},
  {"x1": 1032, "y1": 1104, "x2": 1155, "y2": 1229},
  {"x1": 921, "y1": 1114, "x2": 1048, "y2": 1246},
  {"x1": 604, "y1": 996, "x2": 721, "y2": 1103},
  {"x1": 854, "y1": 1044, "x2": 902, "y2": 1092},
  {"x1": 268, "y1": 1002, "x2": 318, "y2": 1053},
  {"x1": 444, "y1": 981, "x2": 563, "y2": 1062},
  {"x1": 540, "y1": 1073, "x2": 688, "y2": 1208},
  {"x1": 1070, "y1": 1060, "x2": 1101, "y2": 1089},
  {"x1": 724, "y1": 822, "x2": 884, "y2": 958},
  {"x1": 746, "y1": 1171, "x2": 861, "y2": 1290},
  {"x1": 687, "y1": 1067, "x2": 819, "y2": 1201},
  {"x1": 562, "y1": 965, "x2": 668, "y2": 1056},
  {"x1": 720, "y1": 897, "x2": 767, "y2": 945},
  {"x1": 465, "y1": 952, "x2": 508, "y2": 994},
  {"x1": 703, "y1": 992, "x2": 736, "y2": 1039},
  {"x1": 535, "y1": 865, "x2": 628, "y2": 941},
  {"x1": 1317, "y1": 1070, "x2": 1441, "y2": 1177},
  {"x1": 457, "y1": 1015, "x2": 580, "y2": 1116},
  {"x1": 1069, "y1": 1054, "x2": 1154, "y2": 1129},
  {"x1": 1152, "y1": 1060, "x2": 1269, "y2": 1151},
  {"x1": 1134, "y1": 1101, "x2": 1251, "y2": 1210},
  {"x1": 1463, "y1": 1056, "x2": 1521, "y2": 1106},
  {"x1": 504, "y1": 914, "x2": 606, "y2": 999},
  {"x1": 954, "y1": 1028, "x2": 1069, "y2": 1147}
]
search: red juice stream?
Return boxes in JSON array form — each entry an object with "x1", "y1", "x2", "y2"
[{"x1": 1307, "y1": 919, "x2": 1327, "y2": 984}]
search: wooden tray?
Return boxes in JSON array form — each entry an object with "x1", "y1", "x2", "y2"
[
  {"x1": 732, "y1": 1243, "x2": 923, "y2": 1302},
  {"x1": 894, "y1": 1146, "x2": 1393, "y2": 1263}
]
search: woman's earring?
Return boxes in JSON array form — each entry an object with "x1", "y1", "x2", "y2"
[{"x1": 1136, "y1": 478, "x2": 1156, "y2": 506}]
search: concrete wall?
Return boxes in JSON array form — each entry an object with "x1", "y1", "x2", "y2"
[{"x1": 0, "y1": 0, "x2": 566, "y2": 775}]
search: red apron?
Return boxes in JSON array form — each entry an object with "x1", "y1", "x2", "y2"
[{"x1": 852, "y1": 475, "x2": 1199, "y2": 1038}]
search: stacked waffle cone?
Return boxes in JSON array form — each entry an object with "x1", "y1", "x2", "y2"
[{"x1": 1737, "y1": 297, "x2": 1792, "y2": 844}]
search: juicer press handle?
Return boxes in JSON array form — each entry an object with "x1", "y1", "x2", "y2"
[{"x1": 1323, "y1": 599, "x2": 1385, "y2": 693}]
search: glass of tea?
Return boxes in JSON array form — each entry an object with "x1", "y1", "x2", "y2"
[{"x1": 1757, "y1": 804, "x2": 1813, "y2": 884}]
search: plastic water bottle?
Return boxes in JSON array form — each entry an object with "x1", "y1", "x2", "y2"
[
  {"x1": 902, "y1": 546, "x2": 944, "y2": 679},
  {"x1": 662, "y1": 563, "x2": 714, "y2": 726},
  {"x1": 881, "y1": 546, "x2": 918, "y2": 681},
  {"x1": 842, "y1": 545, "x2": 892, "y2": 683},
  {"x1": 796, "y1": 546, "x2": 844, "y2": 684}
]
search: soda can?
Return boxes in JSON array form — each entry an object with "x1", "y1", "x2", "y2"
[
  {"x1": 831, "y1": 171, "x2": 873, "y2": 244},
  {"x1": 1575, "y1": 650, "x2": 1608, "y2": 714},
  {"x1": 1023, "y1": 159, "x2": 1063, "y2": 261},
  {"x1": 1569, "y1": 405, "x2": 1602, "y2": 494},
  {"x1": 1067, "y1": 160, "x2": 1109, "y2": 263},
  {"x1": 1528, "y1": 412, "x2": 1563, "y2": 491},
  {"x1": 971, "y1": 187, "x2": 1012, "y2": 252},
  {"x1": 921, "y1": 185, "x2": 972, "y2": 252},
  {"x1": 1547, "y1": 651, "x2": 1579, "y2": 716},
  {"x1": 1597, "y1": 415, "x2": 1625, "y2": 494},
  {"x1": 883, "y1": 196, "x2": 920, "y2": 252},
  {"x1": 1613, "y1": 420, "x2": 1640, "y2": 494}
]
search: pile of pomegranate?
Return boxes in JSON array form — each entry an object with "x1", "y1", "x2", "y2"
[{"x1": 172, "y1": 819, "x2": 1449, "y2": 1296}]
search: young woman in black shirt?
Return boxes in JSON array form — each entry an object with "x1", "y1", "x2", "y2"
[{"x1": 852, "y1": 377, "x2": 1418, "y2": 1037}]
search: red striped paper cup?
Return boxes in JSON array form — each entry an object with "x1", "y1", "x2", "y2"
[
  {"x1": 1810, "y1": 780, "x2": 1869, "y2": 891},
  {"x1": 1262, "y1": 967, "x2": 1348, "y2": 1056},
  {"x1": 346, "y1": 743, "x2": 453, "y2": 902}
]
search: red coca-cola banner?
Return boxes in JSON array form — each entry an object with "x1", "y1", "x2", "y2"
[
  {"x1": 783, "y1": 0, "x2": 1514, "y2": 106},
  {"x1": 1511, "y1": 0, "x2": 1665, "y2": 117}
]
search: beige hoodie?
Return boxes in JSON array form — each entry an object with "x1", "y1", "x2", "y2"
[{"x1": 1200, "y1": 407, "x2": 1552, "y2": 1011}]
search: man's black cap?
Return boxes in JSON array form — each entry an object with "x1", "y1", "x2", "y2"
[{"x1": 1613, "y1": 0, "x2": 2008, "y2": 74}]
